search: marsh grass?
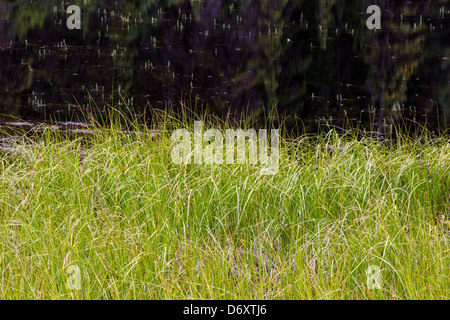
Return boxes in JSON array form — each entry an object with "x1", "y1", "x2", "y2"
[{"x1": 0, "y1": 105, "x2": 449, "y2": 299}]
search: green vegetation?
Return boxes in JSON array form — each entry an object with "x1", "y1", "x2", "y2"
[{"x1": 0, "y1": 110, "x2": 449, "y2": 299}]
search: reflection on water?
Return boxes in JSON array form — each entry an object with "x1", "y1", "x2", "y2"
[{"x1": 0, "y1": 0, "x2": 449, "y2": 134}]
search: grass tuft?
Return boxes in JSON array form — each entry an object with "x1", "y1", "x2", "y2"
[{"x1": 0, "y1": 109, "x2": 449, "y2": 299}]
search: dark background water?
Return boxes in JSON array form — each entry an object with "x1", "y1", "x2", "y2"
[{"x1": 0, "y1": 0, "x2": 449, "y2": 134}]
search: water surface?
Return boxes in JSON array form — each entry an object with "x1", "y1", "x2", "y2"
[{"x1": 0, "y1": 0, "x2": 449, "y2": 134}]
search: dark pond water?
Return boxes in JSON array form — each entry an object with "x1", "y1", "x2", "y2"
[{"x1": 0, "y1": 0, "x2": 449, "y2": 135}]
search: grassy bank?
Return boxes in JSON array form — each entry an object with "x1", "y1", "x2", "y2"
[{"x1": 0, "y1": 113, "x2": 449, "y2": 299}]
